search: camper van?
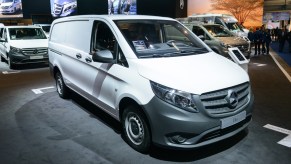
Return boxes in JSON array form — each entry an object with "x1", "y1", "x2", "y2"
[{"x1": 178, "y1": 13, "x2": 248, "y2": 39}]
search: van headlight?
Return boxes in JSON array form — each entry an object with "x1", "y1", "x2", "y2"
[
  {"x1": 150, "y1": 81, "x2": 198, "y2": 112},
  {"x1": 10, "y1": 46, "x2": 22, "y2": 53},
  {"x1": 63, "y1": 1, "x2": 77, "y2": 13},
  {"x1": 220, "y1": 42, "x2": 231, "y2": 48}
]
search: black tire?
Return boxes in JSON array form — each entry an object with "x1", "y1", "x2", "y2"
[
  {"x1": 55, "y1": 71, "x2": 70, "y2": 99},
  {"x1": 122, "y1": 105, "x2": 151, "y2": 153}
]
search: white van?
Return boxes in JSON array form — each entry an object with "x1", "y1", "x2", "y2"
[
  {"x1": 49, "y1": 15, "x2": 254, "y2": 153},
  {"x1": 0, "y1": 26, "x2": 48, "y2": 69},
  {"x1": 0, "y1": 0, "x2": 22, "y2": 14}
]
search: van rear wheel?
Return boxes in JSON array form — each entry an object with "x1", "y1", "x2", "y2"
[
  {"x1": 122, "y1": 105, "x2": 151, "y2": 153},
  {"x1": 55, "y1": 71, "x2": 69, "y2": 99}
]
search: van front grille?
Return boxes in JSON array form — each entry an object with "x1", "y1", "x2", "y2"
[
  {"x1": 53, "y1": 3, "x2": 63, "y2": 15},
  {"x1": 237, "y1": 44, "x2": 249, "y2": 53},
  {"x1": 200, "y1": 82, "x2": 249, "y2": 115},
  {"x1": 22, "y1": 48, "x2": 48, "y2": 56}
]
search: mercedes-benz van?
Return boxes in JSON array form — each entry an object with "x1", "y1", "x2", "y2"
[
  {"x1": 0, "y1": 0, "x2": 22, "y2": 14},
  {"x1": 48, "y1": 15, "x2": 254, "y2": 153},
  {"x1": 0, "y1": 26, "x2": 48, "y2": 69}
]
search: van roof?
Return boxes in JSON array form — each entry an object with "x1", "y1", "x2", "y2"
[
  {"x1": 190, "y1": 13, "x2": 234, "y2": 17},
  {"x1": 3, "y1": 26, "x2": 42, "y2": 29},
  {"x1": 52, "y1": 15, "x2": 175, "y2": 23}
]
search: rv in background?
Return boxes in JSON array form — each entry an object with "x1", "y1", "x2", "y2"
[{"x1": 177, "y1": 13, "x2": 249, "y2": 39}]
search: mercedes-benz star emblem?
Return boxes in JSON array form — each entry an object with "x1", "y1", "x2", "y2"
[
  {"x1": 226, "y1": 90, "x2": 238, "y2": 109},
  {"x1": 33, "y1": 49, "x2": 38, "y2": 54},
  {"x1": 180, "y1": 0, "x2": 184, "y2": 10}
]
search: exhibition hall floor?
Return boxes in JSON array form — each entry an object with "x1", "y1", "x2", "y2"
[{"x1": 0, "y1": 51, "x2": 290, "y2": 163}]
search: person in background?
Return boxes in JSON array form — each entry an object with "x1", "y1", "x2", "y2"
[
  {"x1": 254, "y1": 27, "x2": 262, "y2": 55},
  {"x1": 261, "y1": 26, "x2": 266, "y2": 54},
  {"x1": 274, "y1": 27, "x2": 279, "y2": 41},
  {"x1": 287, "y1": 29, "x2": 291, "y2": 53},
  {"x1": 247, "y1": 27, "x2": 255, "y2": 54},
  {"x1": 264, "y1": 29, "x2": 272, "y2": 55},
  {"x1": 278, "y1": 28, "x2": 287, "y2": 52}
]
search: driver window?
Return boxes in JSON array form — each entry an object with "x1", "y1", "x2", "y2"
[{"x1": 92, "y1": 21, "x2": 116, "y2": 55}]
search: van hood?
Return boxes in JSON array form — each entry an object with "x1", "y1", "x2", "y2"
[
  {"x1": 1, "y1": 2, "x2": 13, "y2": 7},
  {"x1": 9, "y1": 39, "x2": 48, "y2": 49},
  {"x1": 137, "y1": 52, "x2": 249, "y2": 95},
  {"x1": 217, "y1": 37, "x2": 248, "y2": 46}
]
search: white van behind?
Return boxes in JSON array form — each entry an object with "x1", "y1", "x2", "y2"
[
  {"x1": 49, "y1": 15, "x2": 254, "y2": 153},
  {"x1": 0, "y1": 26, "x2": 48, "y2": 69},
  {"x1": 0, "y1": 0, "x2": 22, "y2": 14}
]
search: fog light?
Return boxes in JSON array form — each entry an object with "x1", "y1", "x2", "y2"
[{"x1": 171, "y1": 135, "x2": 187, "y2": 144}]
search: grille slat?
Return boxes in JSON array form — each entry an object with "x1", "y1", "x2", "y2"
[
  {"x1": 53, "y1": 3, "x2": 63, "y2": 15},
  {"x1": 200, "y1": 82, "x2": 250, "y2": 115},
  {"x1": 22, "y1": 48, "x2": 48, "y2": 56}
]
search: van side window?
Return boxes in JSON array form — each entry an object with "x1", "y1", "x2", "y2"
[
  {"x1": 214, "y1": 17, "x2": 224, "y2": 26},
  {"x1": 92, "y1": 21, "x2": 116, "y2": 53},
  {"x1": 3, "y1": 29, "x2": 7, "y2": 41},
  {"x1": 192, "y1": 26, "x2": 210, "y2": 40},
  {"x1": 0, "y1": 28, "x2": 3, "y2": 39}
]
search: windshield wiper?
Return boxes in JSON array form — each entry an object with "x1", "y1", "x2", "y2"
[
  {"x1": 140, "y1": 53, "x2": 173, "y2": 58},
  {"x1": 166, "y1": 40, "x2": 180, "y2": 51}
]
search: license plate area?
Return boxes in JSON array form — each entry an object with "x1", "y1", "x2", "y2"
[
  {"x1": 220, "y1": 111, "x2": 246, "y2": 129},
  {"x1": 30, "y1": 55, "x2": 44, "y2": 59}
]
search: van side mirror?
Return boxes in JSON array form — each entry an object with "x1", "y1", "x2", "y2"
[
  {"x1": 0, "y1": 38, "x2": 6, "y2": 42},
  {"x1": 198, "y1": 35, "x2": 205, "y2": 41},
  {"x1": 92, "y1": 50, "x2": 115, "y2": 63}
]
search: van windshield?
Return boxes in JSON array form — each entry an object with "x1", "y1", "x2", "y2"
[
  {"x1": 2, "y1": 0, "x2": 13, "y2": 3},
  {"x1": 8, "y1": 28, "x2": 47, "y2": 40},
  {"x1": 115, "y1": 20, "x2": 209, "y2": 58},
  {"x1": 225, "y1": 22, "x2": 244, "y2": 32},
  {"x1": 204, "y1": 25, "x2": 233, "y2": 37}
]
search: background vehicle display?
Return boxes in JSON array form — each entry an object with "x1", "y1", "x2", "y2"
[
  {"x1": 177, "y1": 13, "x2": 249, "y2": 39},
  {"x1": 0, "y1": 26, "x2": 48, "y2": 69},
  {"x1": 182, "y1": 22, "x2": 251, "y2": 59},
  {"x1": 0, "y1": 0, "x2": 22, "y2": 14},
  {"x1": 50, "y1": 0, "x2": 77, "y2": 17}
]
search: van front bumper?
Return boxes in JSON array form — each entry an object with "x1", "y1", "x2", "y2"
[
  {"x1": 0, "y1": 8, "x2": 15, "y2": 14},
  {"x1": 142, "y1": 93, "x2": 254, "y2": 149},
  {"x1": 9, "y1": 51, "x2": 49, "y2": 65}
]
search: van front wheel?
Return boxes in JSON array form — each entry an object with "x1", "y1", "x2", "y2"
[
  {"x1": 55, "y1": 71, "x2": 69, "y2": 99},
  {"x1": 122, "y1": 105, "x2": 151, "y2": 153}
]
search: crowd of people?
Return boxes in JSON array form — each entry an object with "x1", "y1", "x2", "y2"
[
  {"x1": 247, "y1": 26, "x2": 272, "y2": 55},
  {"x1": 248, "y1": 26, "x2": 291, "y2": 56}
]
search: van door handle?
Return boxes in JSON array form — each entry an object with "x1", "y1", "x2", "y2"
[
  {"x1": 85, "y1": 57, "x2": 92, "y2": 63},
  {"x1": 76, "y1": 53, "x2": 82, "y2": 59}
]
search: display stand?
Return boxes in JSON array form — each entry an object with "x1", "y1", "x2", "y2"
[{"x1": 228, "y1": 47, "x2": 249, "y2": 72}]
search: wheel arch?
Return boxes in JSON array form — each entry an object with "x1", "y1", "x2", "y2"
[{"x1": 118, "y1": 97, "x2": 152, "y2": 135}]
